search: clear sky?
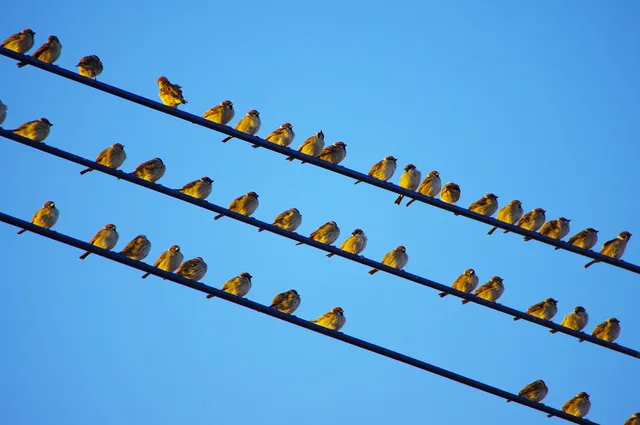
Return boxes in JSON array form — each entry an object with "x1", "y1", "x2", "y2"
[{"x1": 1, "y1": 1, "x2": 638, "y2": 424}]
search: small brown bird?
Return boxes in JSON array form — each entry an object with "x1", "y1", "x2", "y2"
[
  {"x1": 178, "y1": 176, "x2": 213, "y2": 200},
  {"x1": 1, "y1": 28, "x2": 35, "y2": 53},
  {"x1": 318, "y1": 141, "x2": 347, "y2": 165},
  {"x1": 488, "y1": 200, "x2": 523, "y2": 235},
  {"x1": 176, "y1": 257, "x2": 208, "y2": 281},
  {"x1": 506, "y1": 207, "x2": 546, "y2": 235},
  {"x1": 203, "y1": 100, "x2": 235, "y2": 125},
  {"x1": 467, "y1": 193, "x2": 499, "y2": 217},
  {"x1": 406, "y1": 170, "x2": 441, "y2": 206},
  {"x1": 461, "y1": 276, "x2": 504, "y2": 305},
  {"x1": 507, "y1": 379, "x2": 548, "y2": 403},
  {"x1": 80, "y1": 143, "x2": 126, "y2": 175},
  {"x1": 9, "y1": 118, "x2": 53, "y2": 142},
  {"x1": 259, "y1": 208, "x2": 302, "y2": 233},
  {"x1": 269, "y1": 289, "x2": 301, "y2": 315},
  {"x1": 525, "y1": 217, "x2": 570, "y2": 242},
  {"x1": 327, "y1": 228, "x2": 367, "y2": 258},
  {"x1": 297, "y1": 221, "x2": 340, "y2": 246},
  {"x1": 17, "y1": 35, "x2": 61, "y2": 67},
  {"x1": 439, "y1": 269, "x2": 478, "y2": 298},
  {"x1": 548, "y1": 392, "x2": 591, "y2": 418},
  {"x1": 556, "y1": 228, "x2": 598, "y2": 251},
  {"x1": 214, "y1": 191, "x2": 259, "y2": 220},
  {"x1": 311, "y1": 307, "x2": 346, "y2": 331},
  {"x1": 440, "y1": 182, "x2": 461, "y2": 205},
  {"x1": 394, "y1": 164, "x2": 421, "y2": 205},
  {"x1": 550, "y1": 306, "x2": 588, "y2": 334},
  {"x1": 79, "y1": 224, "x2": 119, "y2": 260},
  {"x1": 157, "y1": 76, "x2": 187, "y2": 108},
  {"x1": 581, "y1": 317, "x2": 621, "y2": 343},
  {"x1": 514, "y1": 298, "x2": 558, "y2": 321},
  {"x1": 221, "y1": 110, "x2": 261, "y2": 143},
  {"x1": 286, "y1": 130, "x2": 325, "y2": 161},
  {"x1": 256, "y1": 123, "x2": 295, "y2": 148},
  {"x1": 207, "y1": 272, "x2": 253, "y2": 299},
  {"x1": 130, "y1": 158, "x2": 165, "y2": 182},
  {"x1": 118, "y1": 235, "x2": 151, "y2": 261},
  {"x1": 624, "y1": 412, "x2": 639, "y2": 425},
  {"x1": 141, "y1": 245, "x2": 184, "y2": 279},
  {"x1": 17, "y1": 201, "x2": 59, "y2": 235},
  {"x1": 585, "y1": 231, "x2": 632, "y2": 268},
  {"x1": 369, "y1": 246, "x2": 408, "y2": 275},
  {"x1": 76, "y1": 55, "x2": 103, "y2": 79},
  {"x1": 355, "y1": 156, "x2": 397, "y2": 184}
]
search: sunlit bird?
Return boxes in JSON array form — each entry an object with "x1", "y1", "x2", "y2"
[
  {"x1": 557, "y1": 228, "x2": 598, "y2": 250},
  {"x1": 394, "y1": 164, "x2": 421, "y2": 205},
  {"x1": 9, "y1": 118, "x2": 53, "y2": 142},
  {"x1": 550, "y1": 306, "x2": 588, "y2": 334},
  {"x1": 369, "y1": 246, "x2": 408, "y2": 275},
  {"x1": 270, "y1": 289, "x2": 301, "y2": 314},
  {"x1": 207, "y1": 272, "x2": 253, "y2": 299},
  {"x1": 214, "y1": 191, "x2": 259, "y2": 220},
  {"x1": 506, "y1": 379, "x2": 548, "y2": 403},
  {"x1": 286, "y1": 130, "x2": 325, "y2": 162},
  {"x1": 221, "y1": 109, "x2": 261, "y2": 143},
  {"x1": 79, "y1": 223, "x2": 119, "y2": 260},
  {"x1": 17, "y1": 35, "x2": 61, "y2": 67},
  {"x1": 548, "y1": 392, "x2": 590, "y2": 419},
  {"x1": 203, "y1": 100, "x2": 235, "y2": 125},
  {"x1": 1, "y1": 28, "x2": 35, "y2": 53},
  {"x1": 584, "y1": 231, "x2": 632, "y2": 268},
  {"x1": 141, "y1": 245, "x2": 184, "y2": 279},
  {"x1": 461, "y1": 276, "x2": 504, "y2": 305},
  {"x1": 311, "y1": 307, "x2": 346, "y2": 331},
  {"x1": 514, "y1": 297, "x2": 558, "y2": 321},
  {"x1": 256, "y1": 122, "x2": 294, "y2": 148},
  {"x1": 488, "y1": 200, "x2": 523, "y2": 235},
  {"x1": 80, "y1": 143, "x2": 126, "y2": 175},
  {"x1": 259, "y1": 208, "x2": 302, "y2": 233},
  {"x1": 157, "y1": 76, "x2": 187, "y2": 108},
  {"x1": 327, "y1": 228, "x2": 367, "y2": 258},
  {"x1": 355, "y1": 156, "x2": 397, "y2": 185},
  {"x1": 297, "y1": 221, "x2": 340, "y2": 246},
  {"x1": 178, "y1": 176, "x2": 213, "y2": 200},
  {"x1": 76, "y1": 54, "x2": 103, "y2": 79},
  {"x1": 17, "y1": 201, "x2": 59, "y2": 235},
  {"x1": 118, "y1": 235, "x2": 151, "y2": 261},
  {"x1": 439, "y1": 268, "x2": 478, "y2": 298}
]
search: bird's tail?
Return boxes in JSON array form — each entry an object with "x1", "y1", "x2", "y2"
[
  {"x1": 394, "y1": 195, "x2": 403, "y2": 205},
  {"x1": 206, "y1": 294, "x2": 215, "y2": 299},
  {"x1": 584, "y1": 260, "x2": 598, "y2": 269},
  {"x1": 487, "y1": 226, "x2": 497, "y2": 235},
  {"x1": 549, "y1": 329, "x2": 558, "y2": 334},
  {"x1": 513, "y1": 317, "x2": 521, "y2": 321},
  {"x1": 16, "y1": 228, "x2": 27, "y2": 235},
  {"x1": 301, "y1": 161, "x2": 307, "y2": 164},
  {"x1": 461, "y1": 299, "x2": 470, "y2": 305},
  {"x1": 554, "y1": 246, "x2": 561, "y2": 250},
  {"x1": 141, "y1": 272, "x2": 150, "y2": 279},
  {"x1": 579, "y1": 339, "x2": 584, "y2": 343},
  {"x1": 17, "y1": 62, "x2": 27, "y2": 68},
  {"x1": 213, "y1": 214, "x2": 223, "y2": 220},
  {"x1": 251, "y1": 144, "x2": 260, "y2": 148},
  {"x1": 295, "y1": 242, "x2": 304, "y2": 246},
  {"x1": 257, "y1": 228, "x2": 265, "y2": 232},
  {"x1": 368, "y1": 269, "x2": 379, "y2": 275},
  {"x1": 503, "y1": 229, "x2": 510, "y2": 234},
  {"x1": 453, "y1": 212, "x2": 460, "y2": 216},
  {"x1": 438, "y1": 293, "x2": 448, "y2": 298},
  {"x1": 221, "y1": 136, "x2": 232, "y2": 143},
  {"x1": 547, "y1": 414, "x2": 553, "y2": 418},
  {"x1": 285, "y1": 156, "x2": 294, "y2": 162},
  {"x1": 79, "y1": 168, "x2": 93, "y2": 175},
  {"x1": 506, "y1": 400, "x2": 512, "y2": 403},
  {"x1": 79, "y1": 251, "x2": 91, "y2": 260},
  {"x1": 326, "y1": 253, "x2": 335, "y2": 258},
  {"x1": 354, "y1": 180, "x2": 362, "y2": 185},
  {"x1": 523, "y1": 236, "x2": 532, "y2": 242}
]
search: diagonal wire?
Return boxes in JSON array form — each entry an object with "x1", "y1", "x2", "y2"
[{"x1": 1, "y1": 48, "x2": 637, "y2": 275}]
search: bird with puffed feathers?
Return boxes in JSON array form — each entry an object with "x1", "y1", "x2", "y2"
[
  {"x1": 270, "y1": 289, "x2": 301, "y2": 315},
  {"x1": 259, "y1": 208, "x2": 302, "y2": 233},
  {"x1": 256, "y1": 123, "x2": 294, "y2": 148},
  {"x1": 369, "y1": 246, "x2": 408, "y2": 275},
  {"x1": 9, "y1": 118, "x2": 53, "y2": 142},
  {"x1": 17, "y1": 201, "x2": 59, "y2": 235},
  {"x1": 214, "y1": 191, "x2": 259, "y2": 220},
  {"x1": 327, "y1": 228, "x2": 367, "y2": 258},
  {"x1": 488, "y1": 200, "x2": 523, "y2": 235},
  {"x1": 297, "y1": 221, "x2": 340, "y2": 246},
  {"x1": 178, "y1": 176, "x2": 213, "y2": 200},
  {"x1": 1, "y1": 28, "x2": 35, "y2": 53},
  {"x1": 79, "y1": 224, "x2": 119, "y2": 260},
  {"x1": 207, "y1": 272, "x2": 253, "y2": 299},
  {"x1": 203, "y1": 100, "x2": 235, "y2": 125},
  {"x1": 157, "y1": 76, "x2": 187, "y2": 108},
  {"x1": 80, "y1": 143, "x2": 126, "y2": 175},
  {"x1": 394, "y1": 164, "x2": 421, "y2": 205},
  {"x1": 141, "y1": 245, "x2": 184, "y2": 279},
  {"x1": 17, "y1": 35, "x2": 61, "y2": 67},
  {"x1": 439, "y1": 268, "x2": 478, "y2": 298},
  {"x1": 221, "y1": 110, "x2": 261, "y2": 143},
  {"x1": 312, "y1": 307, "x2": 346, "y2": 331}
]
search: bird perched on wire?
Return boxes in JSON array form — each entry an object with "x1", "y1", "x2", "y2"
[
  {"x1": 624, "y1": 412, "x2": 640, "y2": 425},
  {"x1": 440, "y1": 182, "x2": 461, "y2": 205},
  {"x1": 76, "y1": 54, "x2": 103, "y2": 79},
  {"x1": 214, "y1": 191, "x2": 259, "y2": 220},
  {"x1": 256, "y1": 123, "x2": 295, "y2": 148},
  {"x1": 17, "y1": 35, "x2": 61, "y2": 67},
  {"x1": 286, "y1": 130, "x2": 325, "y2": 162},
  {"x1": 584, "y1": 231, "x2": 632, "y2": 268},
  {"x1": 461, "y1": 276, "x2": 504, "y2": 305},
  {"x1": 488, "y1": 200, "x2": 523, "y2": 235},
  {"x1": 556, "y1": 228, "x2": 598, "y2": 251},
  {"x1": 221, "y1": 110, "x2": 261, "y2": 143},
  {"x1": 270, "y1": 289, "x2": 301, "y2": 314},
  {"x1": 506, "y1": 207, "x2": 545, "y2": 235},
  {"x1": 581, "y1": 317, "x2": 621, "y2": 343},
  {"x1": 176, "y1": 257, "x2": 208, "y2": 281},
  {"x1": 406, "y1": 170, "x2": 441, "y2": 207},
  {"x1": 327, "y1": 228, "x2": 367, "y2": 258},
  {"x1": 16, "y1": 201, "x2": 59, "y2": 235},
  {"x1": 79, "y1": 223, "x2": 119, "y2": 260},
  {"x1": 141, "y1": 245, "x2": 184, "y2": 279},
  {"x1": 118, "y1": 235, "x2": 151, "y2": 261},
  {"x1": 0, "y1": 100, "x2": 7, "y2": 126},
  {"x1": 9, "y1": 118, "x2": 53, "y2": 142},
  {"x1": 297, "y1": 221, "x2": 340, "y2": 246},
  {"x1": 203, "y1": 100, "x2": 235, "y2": 125},
  {"x1": 130, "y1": 158, "x2": 165, "y2": 182},
  {"x1": 80, "y1": 143, "x2": 127, "y2": 175},
  {"x1": 369, "y1": 246, "x2": 408, "y2": 275},
  {"x1": 355, "y1": 156, "x2": 397, "y2": 185},
  {"x1": 439, "y1": 268, "x2": 478, "y2": 298},
  {"x1": 514, "y1": 297, "x2": 558, "y2": 321},
  {"x1": 507, "y1": 379, "x2": 548, "y2": 403},
  {"x1": 467, "y1": 193, "x2": 499, "y2": 217},
  {"x1": 394, "y1": 164, "x2": 421, "y2": 205},
  {"x1": 177, "y1": 176, "x2": 213, "y2": 200},
  {"x1": 550, "y1": 306, "x2": 588, "y2": 334},
  {"x1": 548, "y1": 392, "x2": 591, "y2": 419},
  {"x1": 157, "y1": 76, "x2": 187, "y2": 108},
  {"x1": 525, "y1": 217, "x2": 570, "y2": 242},
  {"x1": 318, "y1": 141, "x2": 347, "y2": 165},
  {"x1": 1, "y1": 28, "x2": 36, "y2": 53},
  {"x1": 259, "y1": 207, "x2": 302, "y2": 233},
  {"x1": 207, "y1": 272, "x2": 253, "y2": 299},
  {"x1": 312, "y1": 307, "x2": 346, "y2": 331}
]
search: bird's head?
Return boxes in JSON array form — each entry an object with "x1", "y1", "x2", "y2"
[
  {"x1": 465, "y1": 269, "x2": 475, "y2": 276},
  {"x1": 247, "y1": 191, "x2": 259, "y2": 199},
  {"x1": 39, "y1": 118, "x2": 53, "y2": 126},
  {"x1": 105, "y1": 224, "x2": 117, "y2": 231},
  {"x1": 170, "y1": 245, "x2": 180, "y2": 252},
  {"x1": 201, "y1": 176, "x2": 214, "y2": 184},
  {"x1": 45, "y1": 201, "x2": 56, "y2": 208},
  {"x1": 332, "y1": 307, "x2": 344, "y2": 315},
  {"x1": 241, "y1": 272, "x2": 253, "y2": 280},
  {"x1": 113, "y1": 143, "x2": 125, "y2": 149}
]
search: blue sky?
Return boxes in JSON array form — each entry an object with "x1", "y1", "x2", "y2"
[{"x1": 1, "y1": 1, "x2": 638, "y2": 424}]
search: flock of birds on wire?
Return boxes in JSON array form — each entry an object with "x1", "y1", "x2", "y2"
[{"x1": 2, "y1": 28, "x2": 638, "y2": 424}]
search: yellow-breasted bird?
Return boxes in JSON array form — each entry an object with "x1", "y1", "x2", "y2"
[
  {"x1": 178, "y1": 176, "x2": 213, "y2": 200},
  {"x1": 76, "y1": 55, "x2": 103, "y2": 79},
  {"x1": 406, "y1": 170, "x2": 441, "y2": 206},
  {"x1": 440, "y1": 182, "x2": 461, "y2": 205},
  {"x1": 467, "y1": 193, "x2": 499, "y2": 217},
  {"x1": 550, "y1": 306, "x2": 588, "y2": 334},
  {"x1": 297, "y1": 221, "x2": 340, "y2": 246},
  {"x1": 203, "y1": 100, "x2": 235, "y2": 125},
  {"x1": 118, "y1": 235, "x2": 151, "y2": 261},
  {"x1": 461, "y1": 276, "x2": 504, "y2": 305},
  {"x1": 584, "y1": 231, "x2": 632, "y2": 268},
  {"x1": 439, "y1": 268, "x2": 478, "y2": 298},
  {"x1": 256, "y1": 123, "x2": 294, "y2": 148},
  {"x1": 130, "y1": 158, "x2": 165, "y2": 182},
  {"x1": 157, "y1": 76, "x2": 187, "y2": 108},
  {"x1": 506, "y1": 379, "x2": 548, "y2": 403},
  {"x1": 394, "y1": 164, "x2": 421, "y2": 205},
  {"x1": 548, "y1": 392, "x2": 590, "y2": 419},
  {"x1": 488, "y1": 200, "x2": 523, "y2": 235},
  {"x1": 312, "y1": 307, "x2": 346, "y2": 331},
  {"x1": 327, "y1": 228, "x2": 367, "y2": 258},
  {"x1": 221, "y1": 110, "x2": 261, "y2": 143},
  {"x1": 624, "y1": 412, "x2": 639, "y2": 425},
  {"x1": 286, "y1": 130, "x2": 325, "y2": 161},
  {"x1": 369, "y1": 246, "x2": 408, "y2": 275},
  {"x1": 525, "y1": 217, "x2": 570, "y2": 242},
  {"x1": 259, "y1": 208, "x2": 302, "y2": 233},
  {"x1": 581, "y1": 317, "x2": 620, "y2": 343},
  {"x1": 270, "y1": 289, "x2": 301, "y2": 314},
  {"x1": 79, "y1": 224, "x2": 119, "y2": 260},
  {"x1": 207, "y1": 272, "x2": 253, "y2": 299},
  {"x1": 0, "y1": 100, "x2": 7, "y2": 126},
  {"x1": 17, "y1": 35, "x2": 61, "y2": 67},
  {"x1": 557, "y1": 228, "x2": 598, "y2": 250},
  {"x1": 80, "y1": 143, "x2": 126, "y2": 175},
  {"x1": 318, "y1": 141, "x2": 347, "y2": 165},
  {"x1": 17, "y1": 201, "x2": 59, "y2": 235},
  {"x1": 9, "y1": 118, "x2": 53, "y2": 142},
  {"x1": 214, "y1": 191, "x2": 259, "y2": 220},
  {"x1": 141, "y1": 245, "x2": 184, "y2": 279},
  {"x1": 355, "y1": 155, "x2": 397, "y2": 184},
  {"x1": 1, "y1": 28, "x2": 35, "y2": 53},
  {"x1": 506, "y1": 207, "x2": 545, "y2": 235},
  {"x1": 514, "y1": 297, "x2": 557, "y2": 321},
  {"x1": 176, "y1": 257, "x2": 208, "y2": 281}
]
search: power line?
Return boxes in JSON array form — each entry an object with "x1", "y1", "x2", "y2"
[
  {"x1": 2, "y1": 130, "x2": 637, "y2": 359},
  {"x1": 1, "y1": 47, "x2": 636, "y2": 275}
]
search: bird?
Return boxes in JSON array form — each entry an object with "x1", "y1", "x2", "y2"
[
  {"x1": 584, "y1": 231, "x2": 632, "y2": 268},
  {"x1": 76, "y1": 55, "x2": 103, "y2": 79},
  {"x1": 256, "y1": 123, "x2": 294, "y2": 148},
  {"x1": 311, "y1": 307, "x2": 346, "y2": 331},
  {"x1": 9, "y1": 118, "x2": 53, "y2": 142},
  {"x1": 176, "y1": 257, "x2": 208, "y2": 281},
  {"x1": 297, "y1": 221, "x2": 340, "y2": 246},
  {"x1": 17, "y1": 35, "x2": 61, "y2": 67},
  {"x1": 157, "y1": 76, "x2": 187, "y2": 108},
  {"x1": 507, "y1": 207, "x2": 546, "y2": 235},
  {"x1": 461, "y1": 276, "x2": 504, "y2": 305},
  {"x1": 80, "y1": 143, "x2": 126, "y2": 175},
  {"x1": 369, "y1": 246, "x2": 408, "y2": 275},
  {"x1": 79, "y1": 224, "x2": 119, "y2": 260},
  {"x1": 1, "y1": 28, "x2": 36, "y2": 53},
  {"x1": 141, "y1": 245, "x2": 184, "y2": 279},
  {"x1": 178, "y1": 176, "x2": 213, "y2": 200},
  {"x1": 214, "y1": 191, "x2": 259, "y2": 220},
  {"x1": 440, "y1": 182, "x2": 461, "y2": 205},
  {"x1": 624, "y1": 412, "x2": 639, "y2": 425},
  {"x1": 488, "y1": 200, "x2": 523, "y2": 235},
  {"x1": 439, "y1": 268, "x2": 478, "y2": 298},
  {"x1": 130, "y1": 158, "x2": 165, "y2": 182},
  {"x1": 514, "y1": 298, "x2": 558, "y2": 321},
  {"x1": 525, "y1": 217, "x2": 570, "y2": 242},
  {"x1": 467, "y1": 193, "x2": 499, "y2": 217},
  {"x1": 355, "y1": 156, "x2": 397, "y2": 184},
  {"x1": 318, "y1": 141, "x2": 347, "y2": 165},
  {"x1": 557, "y1": 228, "x2": 598, "y2": 251},
  {"x1": 207, "y1": 272, "x2": 252, "y2": 299},
  {"x1": 259, "y1": 208, "x2": 302, "y2": 233},
  {"x1": 406, "y1": 170, "x2": 441, "y2": 206},
  {"x1": 221, "y1": 109, "x2": 261, "y2": 143},
  {"x1": 17, "y1": 201, "x2": 59, "y2": 235},
  {"x1": 203, "y1": 100, "x2": 235, "y2": 125},
  {"x1": 581, "y1": 317, "x2": 621, "y2": 343},
  {"x1": 0, "y1": 100, "x2": 7, "y2": 126},
  {"x1": 269, "y1": 289, "x2": 301, "y2": 314},
  {"x1": 286, "y1": 130, "x2": 325, "y2": 162},
  {"x1": 118, "y1": 235, "x2": 151, "y2": 261},
  {"x1": 507, "y1": 379, "x2": 548, "y2": 403},
  {"x1": 550, "y1": 306, "x2": 588, "y2": 334},
  {"x1": 327, "y1": 228, "x2": 367, "y2": 258},
  {"x1": 394, "y1": 164, "x2": 421, "y2": 205},
  {"x1": 548, "y1": 392, "x2": 590, "y2": 419}
]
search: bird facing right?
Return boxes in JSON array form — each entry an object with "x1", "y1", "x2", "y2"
[
  {"x1": 311, "y1": 307, "x2": 346, "y2": 331},
  {"x1": 550, "y1": 306, "x2": 588, "y2": 334},
  {"x1": 584, "y1": 231, "x2": 632, "y2": 268},
  {"x1": 286, "y1": 130, "x2": 325, "y2": 161},
  {"x1": 488, "y1": 200, "x2": 523, "y2": 235},
  {"x1": 394, "y1": 164, "x2": 421, "y2": 205},
  {"x1": 548, "y1": 392, "x2": 590, "y2": 418},
  {"x1": 461, "y1": 276, "x2": 504, "y2": 305},
  {"x1": 157, "y1": 76, "x2": 187, "y2": 108},
  {"x1": 214, "y1": 191, "x2": 259, "y2": 220},
  {"x1": 176, "y1": 257, "x2": 208, "y2": 281},
  {"x1": 327, "y1": 228, "x2": 367, "y2": 258},
  {"x1": 506, "y1": 207, "x2": 545, "y2": 235},
  {"x1": 270, "y1": 289, "x2": 301, "y2": 315},
  {"x1": 259, "y1": 208, "x2": 302, "y2": 233},
  {"x1": 467, "y1": 193, "x2": 499, "y2": 217},
  {"x1": 297, "y1": 221, "x2": 340, "y2": 246},
  {"x1": 318, "y1": 141, "x2": 347, "y2": 165},
  {"x1": 203, "y1": 100, "x2": 235, "y2": 125},
  {"x1": 258, "y1": 123, "x2": 295, "y2": 148},
  {"x1": 556, "y1": 228, "x2": 598, "y2": 251},
  {"x1": 221, "y1": 110, "x2": 261, "y2": 143},
  {"x1": 118, "y1": 235, "x2": 151, "y2": 261},
  {"x1": 17, "y1": 35, "x2": 62, "y2": 67},
  {"x1": 178, "y1": 176, "x2": 214, "y2": 200},
  {"x1": 207, "y1": 272, "x2": 253, "y2": 299},
  {"x1": 439, "y1": 268, "x2": 478, "y2": 298},
  {"x1": 80, "y1": 143, "x2": 127, "y2": 175},
  {"x1": 130, "y1": 158, "x2": 166, "y2": 182},
  {"x1": 141, "y1": 245, "x2": 184, "y2": 279},
  {"x1": 79, "y1": 224, "x2": 119, "y2": 260},
  {"x1": 355, "y1": 156, "x2": 397, "y2": 184},
  {"x1": 506, "y1": 379, "x2": 548, "y2": 403},
  {"x1": 624, "y1": 412, "x2": 640, "y2": 425},
  {"x1": 369, "y1": 246, "x2": 408, "y2": 275},
  {"x1": 17, "y1": 201, "x2": 59, "y2": 235},
  {"x1": 406, "y1": 170, "x2": 441, "y2": 206},
  {"x1": 514, "y1": 297, "x2": 558, "y2": 321},
  {"x1": 76, "y1": 55, "x2": 103, "y2": 79},
  {"x1": 1, "y1": 28, "x2": 35, "y2": 53},
  {"x1": 9, "y1": 118, "x2": 53, "y2": 142},
  {"x1": 581, "y1": 317, "x2": 621, "y2": 343},
  {"x1": 525, "y1": 217, "x2": 570, "y2": 242}
]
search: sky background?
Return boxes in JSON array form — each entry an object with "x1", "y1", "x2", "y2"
[{"x1": 1, "y1": 1, "x2": 639, "y2": 424}]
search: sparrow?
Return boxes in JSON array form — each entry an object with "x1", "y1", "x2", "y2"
[
  {"x1": 118, "y1": 235, "x2": 151, "y2": 261},
  {"x1": 80, "y1": 143, "x2": 126, "y2": 175},
  {"x1": 318, "y1": 141, "x2": 347, "y2": 165},
  {"x1": 79, "y1": 223, "x2": 119, "y2": 260},
  {"x1": 221, "y1": 109, "x2": 260, "y2": 143},
  {"x1": 514, "y1": 298, "x2": 558, "y2": 321},
  {"x1": 207, "y1": 272, "x2": 252, "y2": 299},
  {"x1": 1, "y1": 28, "x2": 35, "y2": 53},
  {"x1": 488, "y1": 200, "x2": 523, "y2": 235},
  {"x1": 439, "y1": 268, "x2": 478, "y2": 298},
  {"x1": 286, "y1": 130, "x2": 325, "y2": 162},
  {"x1": 311, "y1": 307, "x2": 346, "y2": 331},
  {"x1": 550, "y1": 306, "x2": 588, "y2": 334},
  {"x1": 406, "y1": 170, "x2": 441, "y2": 207},
  {"x1": 507, "y1": 207, "x2": 546, "y2": 235},
  {"x1": 214, "y1": 191, "x2": 259, "y2": 220},
  {"x1": 297, "y1": 221, "x2": 340, "y2": 246},
  {"x1": 76, "y1": 55, "x2": 103, "y2": 79},
  {"x1": 506, "y1": 379, "x2": 548, "y2": 403},
  {"x1": 525, "y1": 217, "x2": 570, "y2": 242},
  {"x1": 17, "y1": 201, "x2": 59, "y2": 235},
  {"x1": 0, "y1": 100, "x2": 7, "y2": 126},
  {"x1": 624, "y1": 412, "x2": 639, "y2": 425},
  {"x1": 440, "y1": 182, "x2": 461, "y2": 205},
  {"x1": 157, "y1": 76, "x2": 187, "y2": 108},
  {"x1": 548, "y1": 392, "x2": 590, "y2": 418},
  {"x1": 9, "y1": 118, "x2": 53, "y2": 142},
  {"x1": 178, "y1": 176, "x2": 213, "y2": 200},
  {"x1": 467, "y1": 193, "x2": 499, "y2": 217},
  {"x1": 556, "y1": 228, "x2": 598, "y2": 251},
  {"x1": 581, "y1": 318, "x2": 621, "y2": 343},
  {"x1": 141, "y1": 245, "x2": 184, "y2": 279},
  {"x1": 259, "y1": 208, "x2": 302, "y2": 233},
  {"x1": 327, "y1": 228, "x2": 367, "y2": 258},
  {"x1": 176, "y1": 257, "x2": 208, "y2": 281},
  {"x1": 369, "y1": 246, "x2": 408, "y2": 275},
  {"x1": 394, "y1": 164, "x2": 421, "y2": 205},
  {"x1": 255, "y1": 123, "x2": 294, "y2": 148},
  {"x1": 17, "y1": 35, "x2": 61, "y2": 67},
  {"x1": 355, "y1": 155, "x2": 398, "y2": 184},
  {"x1": 203, "y1": 100, "x2": 235, "y2": 125},
  {"x1": 461, "y1": 276, "x2": 504, "y2": 305},
  {"x1": 269, "y1": 289, "x2": 301, "y2": 315},
  {"x1": 585, "y1": 231, "x2": 632, "y2": 268},
  {"x1": 130, "y1": 158, "x2": 165, "y2": 182}
]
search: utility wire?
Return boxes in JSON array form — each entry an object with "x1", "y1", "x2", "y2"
[
  {"x1": 1, "y1": 48, "x2": 637, "y2": 275},
  {"x1": 2, "y1": 130, "x2": 637, "y2": 359}
]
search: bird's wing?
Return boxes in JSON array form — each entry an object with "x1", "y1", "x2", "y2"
[
  {"x1": 120, "y1": 240, "x2": 135, "y2": 254},
  {"x1": 272, "y1": 211, "x2": 290, "y2": 227},
  {"x1": 31, "y1": 42, "x2": 50, "y2": 59},
  {"x1": 1, "y1": 33, "x2": 21, "y2": 47},
  {"x1": 474, "y1": 283, "x2": 490, "y2": 296},
  {"x1": 527, "y1": 301, "x2": 546, "y2": 316},
  {"x1": 601, "y1": 238, "x2": 616, "y2": 251},
  {"x1": 567, "y1": 231, "x2": 585, "y2": 245},
  {"x1": 153, "y1": 251, "x2": 168, "y2": 267},
  {"x1": 179, "y1": 180, "x2": 198, "y2": 191},
  {"x1": 367, "y1": 161, "x2": 384, "y2": 176},
  {"x1": 591, "y1": 322, "x2": 606, "y2": 338},
  {"x1": 270, "y1": 293, "x2": 287, "y2": 308},
  {"x1": 203, "y1": 106, "x2": 220, "y2": 119}
]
